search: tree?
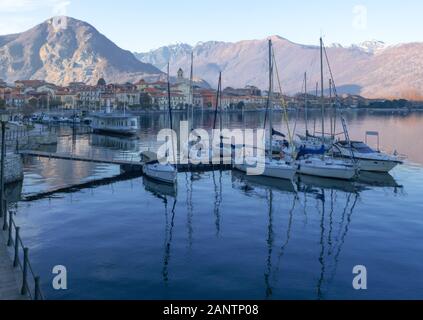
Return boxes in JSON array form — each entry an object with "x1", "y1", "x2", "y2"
[
  {"x1": 236, "y1": 101, "x2": 245, "y2": 110},
  {"x1": 28, "y1": 97, "x2": 38, "y2": 109},
  {"x1": 97, "y1": 78, "x2": 106, "y2": 86},
  {"x1": 139, "y1": 93, "x2": 152, "y2": 108},
  {"x1": 22, "y1": 104, "x2": 37, "y2": 117}
]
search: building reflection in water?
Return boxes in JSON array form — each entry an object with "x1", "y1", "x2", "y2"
[{"x1": 90, "y1": 134, "x2": 138, "y2": 152}]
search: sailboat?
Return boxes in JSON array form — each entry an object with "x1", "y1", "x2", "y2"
[
  {"x1": 296, "y1": 38, "x2": 357, "y2": 181},
  {"x1": 235, "y1": 40, "x2": 297, "y2": 181},
  {"x1": 295, "y1": 72, "x2": 334, "y2": 152},
  {"x1": 143, "y1": 63, "x2": 178, "y2": 184}
]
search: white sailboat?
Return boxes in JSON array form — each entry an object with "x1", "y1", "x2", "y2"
[
  {"x1": 143, "y1": 63, "x2": 178, "y2": 185},
  {"x1": 297, "y1": 156, "x2": 356, "y2": 180},
  {"x1": 296, "y1": 38, "x2": 357, "y2": 181},
  {"x1": 235, "y1": 39, "x2": 297, "y2": 181},
  {"x1": 143, "y1": 162, "x2": 177, "y2": 184}
]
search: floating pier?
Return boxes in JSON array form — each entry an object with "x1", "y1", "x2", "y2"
[
  {"x1": 19, "y1": 150, "x2": 233, "y2": 174},
  {"x1": 19, "y1": 150, "x2": 144, "y2": 172}
]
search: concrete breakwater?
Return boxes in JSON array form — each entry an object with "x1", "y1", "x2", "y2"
[
  {"x1": 6, "y1": 132, "x2": 58, "y2": 150},
  {"x1": 0, "y1": 128, "x2": 58, "y2": 186},
  {"x1": 2, "y1": 153, "x2": 24, "y2": 185}
]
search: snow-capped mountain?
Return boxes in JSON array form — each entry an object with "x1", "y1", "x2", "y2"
[
  {"x1": 351, "y1": 40, "x2": 387, "y2": 54},
  {"x1": 135, "y1": 37, "x2": 422, "y2": 99}
]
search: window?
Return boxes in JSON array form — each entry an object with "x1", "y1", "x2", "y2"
[{"x1": 352, "y1": 142, "x2": 374, "y2": 154}]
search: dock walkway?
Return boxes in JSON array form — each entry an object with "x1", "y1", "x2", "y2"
[
  {"x1": 0, "y1": 229, "x2": 25, "y2": 300},
  {"x1": 19, "y1": 150, "x2": 233, "y2": 173},
  {"x1": 19, "y1": 150, "x2": 144, "y2": 171}
]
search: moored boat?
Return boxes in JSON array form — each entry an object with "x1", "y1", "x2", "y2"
[
  {"x1": 297, "y1": 155, "x2": 357, "y2": 180},
  {"x1": 332, "y1": 138, "x2": 403, "y2": 173},
  {"x1": 143, "y1": 162, "x2": 177, "y2": 184},
  {"x1": 234, "y1": 157, "x2": 297, "y2": 180},
  {"x1": 91, "y1": 112, "x2": 139, "y2": 136}
]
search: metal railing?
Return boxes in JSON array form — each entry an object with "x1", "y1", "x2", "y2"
[
  {"x1": 1, "y1": 200, "x2": 44, "y2": 300},
  {"x1": 1, "y1": 126, "x2": 58, "y2": 142}
]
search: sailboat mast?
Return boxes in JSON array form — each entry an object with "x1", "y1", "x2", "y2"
[
  {"x1": 213, "y1": 73, "x2": 221, "y2": 130},
  {"x1": 304, "y1": 72, "x2": 308, "y2": 137},
  {"x1": 167, "y1": 63, "x2": 173, "y2": 131},
  {"x1": 219, "y1": 72, "x2": 223, "y2": 135},
  {"x1": 329, "y1": 78, "x2": 333, "y2": 137},
  {"x1": 190, "y1": 52, "x2": 194, "y2": 129},
  {"x1": 268, "y1": 39, "x2": 273, "y2": 159},
  {"x1": 320, "y1": 37, "x2": 325, "y2": 142}
]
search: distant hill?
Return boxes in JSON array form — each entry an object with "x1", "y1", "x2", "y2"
[
  {"x1": 135, "y1": 36, "x2": 423, "y2": 99},
  {"x1": 0, "y1": 16, "x2": 162, "y2": 86}
]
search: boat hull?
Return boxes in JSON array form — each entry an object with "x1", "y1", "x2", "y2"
[
  {"x1": 143, "y1": 163, "x2": 177, "y2": 184},
  {"x1": 337, "y1": 157, "x2": 400, "y2": 173},
  {"x1": 297, "y1": 159, "x2": 356, "y2": 180},
  {"x1": 234, "y1": 162, "x2": 296, "y2": 181},
  {"x1": 93, "y1": 128, "x2": 138, "y2": 136}
]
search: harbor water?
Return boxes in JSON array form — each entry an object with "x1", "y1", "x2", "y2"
[{"x1": 10, "y1": 110, "x2": 423, "y2": 300}]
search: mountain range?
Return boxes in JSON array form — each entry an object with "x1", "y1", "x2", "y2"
[
  {"x1": 0, "y1": 16, "x2": 422, "y2": 99},
  {"x1": 136, "y1": 37, "x2": 423, "y2": 99}
]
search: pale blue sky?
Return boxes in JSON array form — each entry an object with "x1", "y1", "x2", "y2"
[{"x1": 0, "y1": 0, "x2": 421, "y2": 52}]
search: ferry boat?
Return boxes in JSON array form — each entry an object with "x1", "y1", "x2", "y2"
[{"x1": 91, "y1": 112, "x2": 139, "y2": 136}]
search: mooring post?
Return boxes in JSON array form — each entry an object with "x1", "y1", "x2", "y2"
[
  {"x1": 7, "y1": 211, "x2": 13, "y2": 246},
  {"x1": 21, "y1": 248, "x2": 29, "y2": 296},
  {"x1": 3, "y1": 199, "x2": 8, "y2": 231},
  {"x1": 14, "y1": 227, "x2": 20, "y2": 267},
  {"x1": 34, "y1": 277, "x2": 41, "y2": 300},
  {"x1": 0, "y1": 119, "x2": 6, "y2": 219}
]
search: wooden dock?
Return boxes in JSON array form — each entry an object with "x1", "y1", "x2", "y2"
[
  {"x1": 19, "y1": 150, "x2": 144, "y2": 172},
  {"x1": 19, "y1": 150, "x2": 234, "y2": 174},
  {"x1": 0, "y1": 230, "x2": 26, "y2": 300}
]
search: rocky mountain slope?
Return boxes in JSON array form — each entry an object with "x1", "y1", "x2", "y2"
[{"x1": 0, "y1": 17, "x2": 162, "y2": 86}]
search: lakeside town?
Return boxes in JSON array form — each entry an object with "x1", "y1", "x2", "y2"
[
  {"x1": 1, "y1": 0, "x2": 423, "y2": 305},
  {"x1": 1, "y1": 67, "x2": 421, "y2": 118}
]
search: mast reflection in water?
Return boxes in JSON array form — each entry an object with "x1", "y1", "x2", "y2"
[{"x1": 12, "y1": 111, "x2": 423, "y2": 300}]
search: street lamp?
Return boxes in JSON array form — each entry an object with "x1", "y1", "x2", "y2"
[{"x1": 0, "y1": 113, "x2": 8, "y2": 219}]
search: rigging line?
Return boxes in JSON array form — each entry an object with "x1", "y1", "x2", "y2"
[
  {"x1": 167, "y1": 63, "x2": 176, "y2": 166},
  {"x1": 322, "y1": 44, "x2": 338, "y2": 98},
  {"x1": 272, "y1": 50, "x2": 293, "y2": 146}
]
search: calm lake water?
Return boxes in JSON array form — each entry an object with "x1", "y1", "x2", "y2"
[{"x1": 10, "y1": 110, "x2": 423, "y2": 300}]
